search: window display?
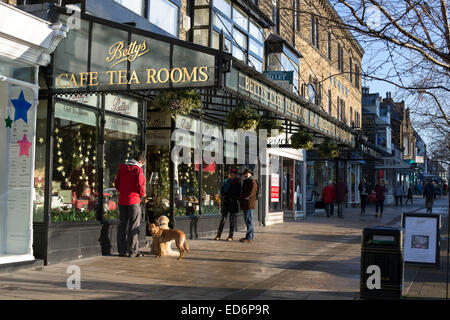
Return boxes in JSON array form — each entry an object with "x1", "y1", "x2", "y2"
[
  {"x1": 33, "y1": 100, "x2": 47, "y2": 222},
  {"x1": 104, "y1": 114, "x2": 142, "y2": 220},
  {"x1": 269, "y1": 154, "x2": 281, "y2": 212},
  {"x1": 51, "y1": 102, "x2": 100, "y2": 222},
  {"x1": 294, "y1": 160, "x2": 304, "y2": 211}
]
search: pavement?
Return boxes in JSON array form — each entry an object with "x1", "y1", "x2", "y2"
[{"x1": 0, "y1": 197, "x2": 448, "y2": 300}]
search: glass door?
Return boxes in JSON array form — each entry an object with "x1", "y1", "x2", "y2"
[{"x1": 282, "y1": 158, "x2": 295, "y2": 211}]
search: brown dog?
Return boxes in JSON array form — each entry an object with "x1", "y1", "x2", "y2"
[
  {"x1": 149, "y1": 223, "x2": 190, "y2": 260},
  {"x1": 150, "y1": 216, "x2": 171, "y2": 256}
]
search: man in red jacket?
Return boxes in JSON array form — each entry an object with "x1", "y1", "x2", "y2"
[{"x1": 114, "y1": 154, "x2": 146, "y2": 257}]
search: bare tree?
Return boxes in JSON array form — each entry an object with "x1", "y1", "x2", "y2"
[{"x1": 283, "y1": 0, "x2": 449, "y2": 129}]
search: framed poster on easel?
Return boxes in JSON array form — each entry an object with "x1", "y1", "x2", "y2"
[{"x1": 401, "y1": 212, "x2": 441, "y2": 268}]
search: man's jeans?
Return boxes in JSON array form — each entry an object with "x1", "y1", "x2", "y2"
[
  {"x1": 324, "y1": 202, "x2": 334, "y2": 217},
  {"x1": 243, "y1": 209, "x2": 254, "y2": 240},
  {"x1": 118, "y1": 203, "x2": 141, "y2": 255}
]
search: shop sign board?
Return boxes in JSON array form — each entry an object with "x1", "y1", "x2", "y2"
[
  {"x1": 402, "y1": 212, "x2": 441, "y2": 268},
  {"x1": 105, "y1": 94, "x2": 139, "y2": 117},
  {"x1": 54, "y1": 20, "x2": 216, "y2": 91},
  {"x1": 271, "y1": 173, "x2": 280, "y2": 202},
  {"x1": 230, "y1": 67, "x2": 354, "y2": 146}
]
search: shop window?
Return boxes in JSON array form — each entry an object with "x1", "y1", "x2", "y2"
[
  {"x1": 294, "y1": 160, "x2": 304, "y2": 211},
  {"x1": 149, "y1": 0, "x2": 179, "y2": 37},
  {"x1": 282, "y1": 158, "x2": 295, "y2": 211},
  {"x1": 33, "y1": 100, "x2": 48, "y2": 222},
  {"x1": 173, "y1": 116, "x2": 201, "y2": 216},
  {"x1": 201, "y1": 122, "x2": 224, "y2": 215},
  {"x1": 51, "y1": 102, "x2": 100, "y2": 222},
  {"x1": 104, "y1": 114, "x2": 142, "y2": 219},
  {"x1": 146, "y1": 128, "x2": 171, "y2": 222},
  {"x1": 269, "y1": 154, "x2": 281, "y2": 212}
]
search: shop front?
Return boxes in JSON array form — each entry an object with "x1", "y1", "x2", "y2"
[
  {"x1": 0, "y1": 3, "x2": 67, "y2": 269},
  {"x1": 263, "y1": 133, "x2": 306, "y2": 225},
  {"x1": 29, "y1": 5, "x2": 357, "y2": 265}
]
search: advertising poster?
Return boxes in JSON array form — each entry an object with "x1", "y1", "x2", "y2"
[
  {"x1": 271, "y1": 173, "x2": 280, "y2": 203},
  {"x1": 403, "y1": 214, "x2": 440, "y2": 266}
]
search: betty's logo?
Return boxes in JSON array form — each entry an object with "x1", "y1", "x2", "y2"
[
  {"x1": 106, "y1": 40, "x2": 150, "y2": 67},
  {"x1": 111, "y1": 97, "x2": 130, "y2": 115}
]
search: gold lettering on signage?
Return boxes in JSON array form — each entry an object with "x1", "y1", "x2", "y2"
[
  {"x1": 69, "y1": 73, "x2": 79, "y2": 88},
  {"x1": 89, "y1": 72, "x2": 99, "y2": 86},
  {"x1": 198, "y1": 66, "x2": 209, "y2": 82},
  {"x1": 157, "y1": 68, "x2": 169, "y2": 83},
  {"x1": 118, "y1": 70, "x2": 128, "y2": 85},
  {"x1": 170, "y1": 68, "x2": 183, "y2": 83},
  {"x1": 57, "y1": 73, "x2": 69, "y2": 88},
  {"x1": 183, "y1": 67, "x2": 198, "y2": 82},
  {"x1": 146, "y1": 69, "x2": 157, "y2": 83},
  {"x1": 128, "y1": 70, "x2": 140, "y2": 84},
  {"x1": 79, "y1": 72, "x2": 89, "y2": 87},
  {"x1": 106, "y1": 40, "x2": 150, "y2": 67},
  {"x1": 106, "y1": 71, "x2": 116, "y2": 84}
]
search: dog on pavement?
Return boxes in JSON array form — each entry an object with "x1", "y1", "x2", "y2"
[
  {"x1": 150, "y1": 216, "x2": 172, "y2": 256},
  {"x1": 148, "y1": 223, "x2": 190, "y2": 261}
]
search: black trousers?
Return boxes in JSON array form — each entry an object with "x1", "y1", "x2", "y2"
[
  {"x1": 117, "y1": 203, "x2": 141, "y2": 255},
  {"x1": 360, "y1": 195, "x2": 367, "y2": 213},
  {"x1": 217, "y1": 203, "x2": 237, "y2": 238},
  {"x1": 324, "y1": 202, "x2": 334, "y2": 216},
  {"x1": 395, "y1": 196, "x2": 403, "y2": 206},
  {"x1": 376, "y1": 200, "x2": 384, "y2": 214}
]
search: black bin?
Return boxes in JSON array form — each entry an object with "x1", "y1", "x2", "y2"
[{"x1": 360, "y1": 226, "x2": 404, "y2": 300}]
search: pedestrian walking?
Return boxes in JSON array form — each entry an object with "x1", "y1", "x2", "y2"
[
  {"x1": 114, "y1": 154, "x2": 146, "y2": 257},
  {"x1": 358, "y1": 178, "x2": 368, "y2": 216},
  {"x1": 443, "y1": 183, "x2": 448, "y2": 197},
  {"x1": 394, "y1": 182, "x2": 404, "y2": 206},
  {"x1": 215, "y1": 169, "x2": 241, "y2": 241},
  {"x1": 423, "y1": 179, "x2": 435, "y2": 213},
  {"x1": 334, "y1": 178, "x2": 348, "y2": 219},
  {"x1": 406, "y1": 185, "x2": 413, "y2": 205},
  {"x1": 374, "y1": 179, "x2": 387, "y2": 218},
  {"x1": 321, "y1": 180, "x2": 335, "y2": 218},
  {"x1": 239, "y1": 168, "x2": 258, "y2": 243}
]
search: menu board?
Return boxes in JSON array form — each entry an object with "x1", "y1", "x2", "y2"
[
  {"x1": 402, "y1": 213, "x2": 440, "y2": 267},
  {"x1": 0, "y1": 83, "x2": 36, "y2": 256}
]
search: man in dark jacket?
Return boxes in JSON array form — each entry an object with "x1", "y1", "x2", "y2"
[
  {"x1": 335, "y1": 178, "x2": 348, "y2": 219},
  {"x1": 215, "y1": 169, "x2": 241, "y2": 241},
  {"x1": 423, "y1": 179, "x2": 435, "y2": 213},
  {"x1": 239, "y1": 168, "x2": 258, "y2": 243},
  {"x1": 114, "y1": 154, "x2": 146, "y2": 257}
]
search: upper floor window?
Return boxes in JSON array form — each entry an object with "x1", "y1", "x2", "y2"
[
  {"x1": 355, "y1": 64, "x2": 360, "y2": 89},
  {"x1": 114, "y1": 0, "x2": 145, "y2": 16},
  {"x1": 311, "y1": 15, "x2": 319, "y2": 49},
  {"x1": 337, "y1": 43, "x2": 344, "y2": 72},
  {"x1": 294, "y1": 0, "x2": 300, "y2": 31},
  {"x1": 349, "y1": 57, "x2": 353, "y2": 83},
  {"x1": 149, "y1": 0, "x2": 179, "y2": 37},
  {"x1": 327, "y1": 32, "x2": 331, "y2": 60},
  {"x1": 209, "y1": 1, "x2": 264, "y2": 72}
]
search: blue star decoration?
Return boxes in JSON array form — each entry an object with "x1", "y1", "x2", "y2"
[{"x1": 11, "y1": 90, "x2": 32, "y2": 123}]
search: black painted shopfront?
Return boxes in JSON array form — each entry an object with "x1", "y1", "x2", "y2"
[{"x1": 33, "y1": 7, "x2": 357, "y2": 265}]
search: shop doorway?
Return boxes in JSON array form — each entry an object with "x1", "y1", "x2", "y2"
[{"x1": 282, "y1": 159, "x2": 295, "y2": 212}]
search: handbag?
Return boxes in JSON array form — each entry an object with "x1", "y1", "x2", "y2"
[
  {"x1": 369, "y1": 191, "x2": 377, "y2": 203},
  {"x1": 315, "y1": 200, "x2": 325, "y2": 209}
]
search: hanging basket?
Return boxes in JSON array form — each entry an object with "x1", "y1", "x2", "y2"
[
  {"x1": 226, "y1": 104, "x2": 260, "y2": 130},
  {"x1": 318, "y1": 138, "x2": 339, "y2": 158},
  {"x1": 256, "y1": 118, "x2": 284, "y2": 137},
  {"x1": 291, "y1": 130, "x2": 314, "y2": 150},
  {"x1": 153, "y1": 89, "x2": 201, "y2": 118}
]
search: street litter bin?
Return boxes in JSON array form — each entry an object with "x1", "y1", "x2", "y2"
[{"x1": 360, "y1": 226, "x2": 404, "y2": 300}]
